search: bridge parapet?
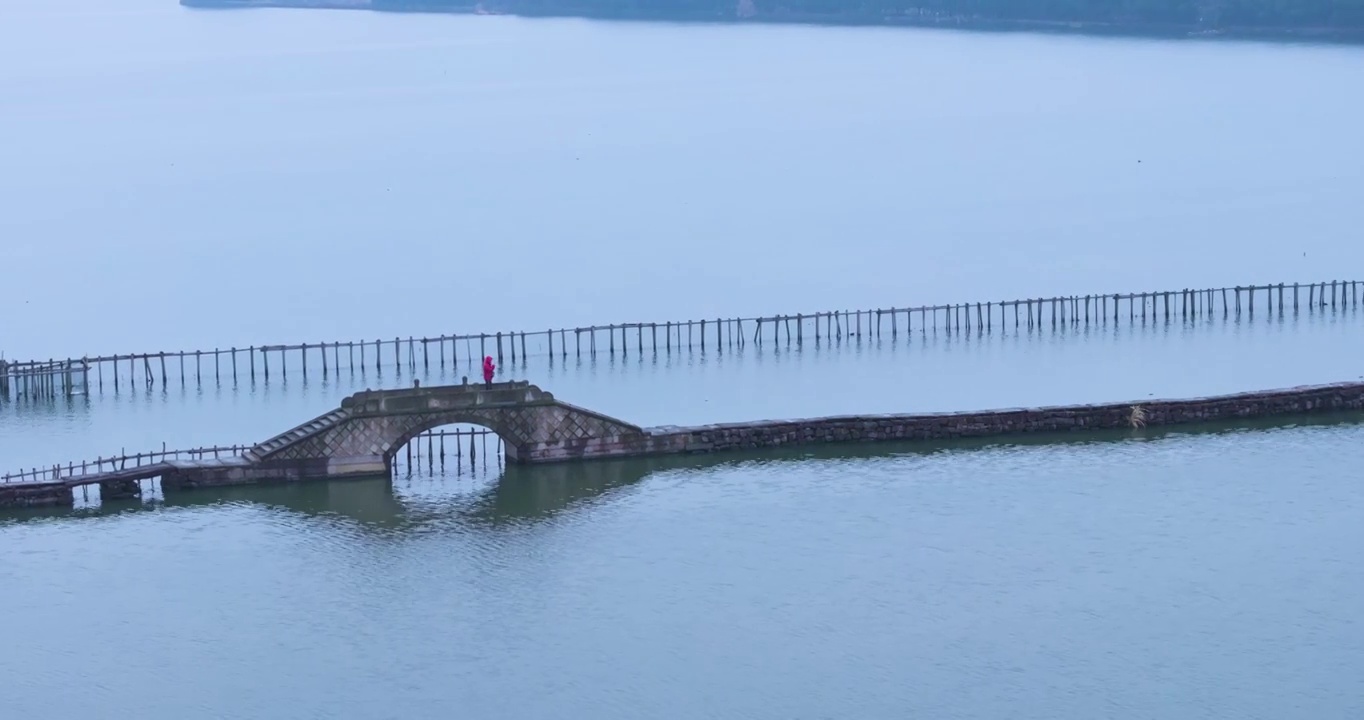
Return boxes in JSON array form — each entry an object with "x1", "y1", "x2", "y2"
[{"x1": 340, "y1": 381, "x2": 551, "y2": 416}]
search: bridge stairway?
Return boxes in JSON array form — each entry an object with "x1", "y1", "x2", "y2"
[{"x1": 244, "y1": 408, "x2": 351, "y2": 463}]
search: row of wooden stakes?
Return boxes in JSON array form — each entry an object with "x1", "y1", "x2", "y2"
[{"x1": 2, "y1": 280, "x2": 1360, "y2": 403}]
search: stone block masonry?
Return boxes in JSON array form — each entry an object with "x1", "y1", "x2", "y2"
[
  {"x1": 641, "y1": 382, "x2": 1364, "y2": 455},
  {"x1": 0, "y1": 482, "x2": 74, "y2": 508}
]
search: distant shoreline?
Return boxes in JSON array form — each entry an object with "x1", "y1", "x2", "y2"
[{"x1": 178, "y1": 0, "x2": 1364, "y2": 45}]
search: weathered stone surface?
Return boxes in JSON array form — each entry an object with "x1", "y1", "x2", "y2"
[
  {"x1": 256, "y1": 381, "x2": 646, "y2": 466},
  {"x1": 249, "y1": 380, "x2": 1364, "y2": 471},
  {"x1": 642, "y1": 381, "x2": 1364, "y2": 455},
  {"x1": 0, "y1": 482, "x2": 73, "y2": 508},
  {"x1": 99, "y1": 478, "x2": 140, "y2": 501}
]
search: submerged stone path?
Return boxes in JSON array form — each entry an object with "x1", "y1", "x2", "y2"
[{"x1": 4, "y1": 379, "x2": 1364, "y2": 508}]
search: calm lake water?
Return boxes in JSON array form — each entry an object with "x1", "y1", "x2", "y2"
[
  {"x1": 3, "y1": 1, "x2": 1364, "y2": 717},
  {"x1": 5, "y1": 422, "x2": 1364, "y2": 718},
  {"x1": 2, "y1": 0, "x2": 1364, "y2": 358}
]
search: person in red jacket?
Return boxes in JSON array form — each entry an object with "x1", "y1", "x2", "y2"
[{"x1": 482, "y1": 355, "x2": 495, "y2": 388}]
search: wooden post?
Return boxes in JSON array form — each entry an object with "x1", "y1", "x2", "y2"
[
  {"x1": 322, "y1": 343, "x2": 328, "y2": 377},
  {"x1": 609, "y1": 326, "x2": 615, "y2": 355},
  {"x1": 159, "y1": 353, "x2": 167, "y2": 386},
  {"x1": 250, "y1": 347, "x2": 256, "y2": 381},
  {"x1": 263, "y1": 347, "x2": 270, "y2": 380},
  {"x1": 394, "y1": 337, "x2": 400, "y2": 371},
  {"x1": 195, "y1": 351, "x2": 202, "y2": 383},
  {"x1": 700, "y1": 320, "x2": 706, "y2": 350}
]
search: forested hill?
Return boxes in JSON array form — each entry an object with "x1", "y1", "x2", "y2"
[{"x1": 371, "y1": 0, "x2": 1364, "y2": 31}]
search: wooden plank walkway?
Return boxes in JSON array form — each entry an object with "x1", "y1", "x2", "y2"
[
  {"x1": 2, "y1": 428, "x2": 501, "y2": 487},
  {"x1": 0, "y1": 446, "x2": 250, "y2": 488}
]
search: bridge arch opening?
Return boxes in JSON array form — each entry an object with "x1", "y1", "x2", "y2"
[{"x1": 390, "y1": 420, "x2": 516, "y2": 477}]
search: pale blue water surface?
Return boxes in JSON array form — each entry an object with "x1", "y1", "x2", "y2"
[
  {"x1": 2, "y1": 2, "x2": 1364, "y2": 718},
  {"x1": 4, "y1": 422, "x2": 1364, "y2": 718}
]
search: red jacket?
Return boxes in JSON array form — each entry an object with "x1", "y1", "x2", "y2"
[{"x1": 482, "y1": 357, "x2": 495, "y2": 383}]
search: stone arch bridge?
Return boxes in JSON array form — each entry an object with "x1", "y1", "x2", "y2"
[{"x1": 244, "y1": 381, "x2": 647, "y2": 476}]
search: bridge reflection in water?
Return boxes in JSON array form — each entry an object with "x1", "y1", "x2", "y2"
[
  {"x1": 390, "y1": 426, "x2": 506, "y2": 478},
  {"x1": 8, "y1": 408, "x2": 1360, "y2": 529}
]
